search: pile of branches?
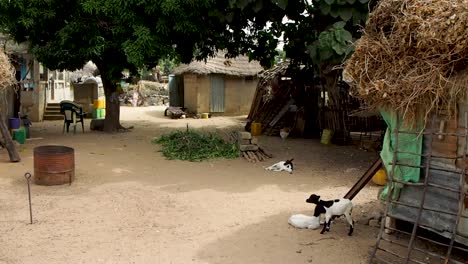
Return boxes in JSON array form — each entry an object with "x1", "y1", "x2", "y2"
[
  {"x1": 0, "y1": 49, "x2": 21, "y2": 162},
  {"x1": 344, "y1": 0, "x2": 468, "y2": 125},
  {"x1": 0, "y1": 49, "x2": 15, "y2": 91},
  {"x1": 153, "y1": 130, "x2": 239, "y2": 161}
]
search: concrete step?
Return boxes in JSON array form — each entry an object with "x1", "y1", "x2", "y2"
[
  {"x1": 44, "y1": 110, "x2": 61, "y2": 115},
  {"x1": 46, "y1": 105, "x2": 61, "y2": 110},
  {"x1": 45, "y1": 106, "x2": 61, "y2": 110},
  {"x1": 43, "y1": 114, "x2": 64, "y2": 121}
]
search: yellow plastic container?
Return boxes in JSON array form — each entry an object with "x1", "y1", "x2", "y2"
[
  {"x1": 372, "y1": 169, "x2": 387, "y2": 186},
  {"x1": 93, "y1": 99, "x2": 106, "y2": 109},
  {"x1": 251, "y1": 122, "x2": 262, "y2": 136},
  {"x1": 320, "y1": 129, "x2": 334, "y2": 145},
  {"x1": 201, "y1": 113, "x2": 209, "y2": 119}
]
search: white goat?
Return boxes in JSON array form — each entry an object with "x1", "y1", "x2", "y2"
[
  {"x1": 288, "y1": 214, "x2": 324, "y2": 229},
  {"x1": 265, "y1": 159, "x2": 294, "y2": 174},
  {"x1": 306, "y1": 194, "x2": 354, "y2": 236}
]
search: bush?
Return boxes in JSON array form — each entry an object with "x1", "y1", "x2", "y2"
[{"x1": 153, "y1": 130, "x2": 239, "y2": 161}]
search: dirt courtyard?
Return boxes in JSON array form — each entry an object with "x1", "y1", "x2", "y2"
[{"x1": 0, "y1": 106, "x2": 383, "y2": 264}]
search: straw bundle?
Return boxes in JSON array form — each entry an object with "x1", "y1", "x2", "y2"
[
  {"x1": 344, "y1": 0, "x2": 468, "y2": 124},
  {"x1": 0, "y1": 49, "x2": 15, "y2": 91}
]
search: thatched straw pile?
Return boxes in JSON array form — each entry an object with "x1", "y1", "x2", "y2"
[
  {"x1": 174, "y1": 51, "x2": 263, "y2": 77},
  {"x1": 0, "y1": 49, "x2": 15, "y2": 91},
  {"x1": 344, "y1": 0, "x2": 468, "y2": 123}
]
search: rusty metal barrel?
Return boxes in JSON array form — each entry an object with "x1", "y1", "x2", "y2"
[{"x1": 34, "y1": 145, "x2": 75, "y2": 185}]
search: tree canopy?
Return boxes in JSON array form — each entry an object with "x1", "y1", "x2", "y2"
[{"x1": 0, "y1": 0, "x2": 374, "y2": 131}]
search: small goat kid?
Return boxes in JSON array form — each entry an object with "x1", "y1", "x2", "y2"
[
  {"x1": 306, "y1": 194, "x2": 354, "y2": 236},
  {"x1": 265, "y1": 159, "x2": 294, "y2": 174}
]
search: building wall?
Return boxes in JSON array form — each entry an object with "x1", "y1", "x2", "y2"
[
  {"x1": 388, "y1": 107, "x2": 468, "y2": 246},
  {"x1": 73, "y1": 83, "x2": 98, "y2": 114},
  {"x1": 456, "y1": 94, "x2": 468, "y2": 239},
  {"x1": 183, "y1": 74, "x2": 199, "y2": 113},
  {"x1": 182, "y1": 73, "x2": 257, "y2": 115},
  {"x1": 21, "y1": 59, "x2": 45, "y2": 122},
  {"x1": 197, "y1": 75, "x2": 210, "y2": 113},
  {"x1": 224, "y1": 77, "x2": 257, "y2": 115}
]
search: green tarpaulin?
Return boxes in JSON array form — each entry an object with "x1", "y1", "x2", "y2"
[{"x1": 379, "y1": 110, "x2": 423, "y2": 200}]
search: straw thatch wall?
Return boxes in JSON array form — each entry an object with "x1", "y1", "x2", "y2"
[
  {"x1": 0, "y1": 49, "x2": 16, "y2": 118},
  {"x1": 174, "y1": 52, "x2": 263, "y2": 77},
  {"x1": 0, "y1": 49, "x2": 15, "y2": 91}
]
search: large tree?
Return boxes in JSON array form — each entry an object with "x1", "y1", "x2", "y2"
[
  {"x1": 0, "y1": 0, "x2": 242, "y2": 131},
  {"x1": 0, "y1": 0, "x2": 374, "y2": 132},
  {"x1": 220, "y1": 0, "x2": 374, "y2": 101}
]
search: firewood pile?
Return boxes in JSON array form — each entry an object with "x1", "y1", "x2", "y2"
[
  {"x1": 233, "y1": 132, "x2": 272, "y2": 163},
  {"x1": 246, "y1": 62, "x2": 298, "y2": 136}
]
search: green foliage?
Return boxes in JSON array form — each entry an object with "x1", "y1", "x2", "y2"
[
  {"x1": 274, "y1": 49, "x2": 287, "y2": 65},
  {"x1": 153, "y1": 130, "x2": 239, "y2": 162},
  {"x1": 0, "y1": 0, "x2": 373, "y2": 78},
  {"x1": 0, "y1": 0, "x2": 376, "y2": 108},
  {"x1": 206, "y1": 0, "x2": 375, "y2": 69},
  {"x1": 0, "y1": 0, "x2": 238, "y2": 83},
  {"x1": 307, "y1": 21, "x2": 354, "y2": 64},
  {"x1": 158, "y1": 58, "x2": 180, "y2": 76}
]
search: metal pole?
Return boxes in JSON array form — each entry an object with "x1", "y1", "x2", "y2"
[{"x1": 24, "y1": 172, "x2": 33, "y2": 224}]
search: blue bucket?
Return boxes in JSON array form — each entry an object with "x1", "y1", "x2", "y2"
[{"x1": 9, "y1": 118, "x2": 21, "y2": 129}]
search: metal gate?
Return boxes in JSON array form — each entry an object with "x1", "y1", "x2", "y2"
[
  {"x1": 370, "y1": 114, "x2": 468, "y2": 264},
  {"x1": 210, "y1": 75, "x2": 225, "y2": 113}
]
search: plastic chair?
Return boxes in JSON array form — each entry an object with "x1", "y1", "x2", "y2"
[{"x1": 60, "y1": 100, "x2": 86, "y2": 134}]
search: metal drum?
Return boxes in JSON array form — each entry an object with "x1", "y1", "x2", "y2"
[{"x1": 34, "y1": 145, "x2": 75, "y2": 185}]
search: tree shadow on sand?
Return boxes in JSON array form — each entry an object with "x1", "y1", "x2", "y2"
[{"x1": 196, "y1": 211, "x2": 378, "y2": 264}]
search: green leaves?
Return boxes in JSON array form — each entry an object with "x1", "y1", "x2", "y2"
[
  {"x1": 338, "y1": 8, "x2": 353, "y2": 21},
  {"x1": 153, "y1": 130, "x2": 239, "y2": 162},
  {"x1": 0, "y1": 0, "x2": 372, "y2": 86},
  {"x1": 307, "y1": 20, "x2": 353, "y2": 64},
  {"x1": 273, "y1": 0, "x2": 288, "y2": 10}
]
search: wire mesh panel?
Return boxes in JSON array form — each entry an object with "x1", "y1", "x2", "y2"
[{"x1": 370, "y1": 113, "x2": 468, "y2": 264}]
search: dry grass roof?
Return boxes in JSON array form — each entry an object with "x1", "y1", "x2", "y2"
[
  {"x1": 174, "y1": 52, "x2": 263, "y2": 77},
  {"x1": 344, "y1": 0, "x2": 468, "y2": 124}
]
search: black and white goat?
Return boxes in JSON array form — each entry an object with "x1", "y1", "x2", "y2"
[
  {"x1": 306, "y1": 194, "x2": 354, "y2": 236},
  {"x1": 265, "y1": 159, "x2": 294, "y2": 174}
]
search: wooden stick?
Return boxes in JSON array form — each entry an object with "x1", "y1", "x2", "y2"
[
  {"x1": 242, "y1": 152, "x2": 252, "y2": 162},
  {"x1": 251, "y1": 151, "x2": 260, "y2": 162},
  {"x1": 255, "y1": 151, "x2": 263, "y2": 161},
  {"x1": 0, "y1": 112, "x2": 20, "y2": 162},
  {"x1": 258, "y1": 151, "x2": 269, "y2": 160},
  {"x1": 259, "y1": 147, "x2": 272, "y2": 158},
  {"x1": 247, "y1": 151, "x2": 257, "y2": 162}
]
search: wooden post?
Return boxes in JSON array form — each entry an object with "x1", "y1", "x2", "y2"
[{"x1": 0, "y1": 111, "x2": 20, "y2": 162}]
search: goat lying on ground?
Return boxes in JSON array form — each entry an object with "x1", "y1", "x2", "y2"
[
  {"x1": 288, "y1": 214, "x2": 324, "y2": 229},
  {"x1": 265, "y1": 159, "x2": 294, "y2": 174},
  {"x1": 306, "y1": 194, "x2": 354, "y2": 236}
]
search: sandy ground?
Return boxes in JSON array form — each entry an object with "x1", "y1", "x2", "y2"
[{"x1": 0, "y1": 106, "x2": 384, "y2": 264}]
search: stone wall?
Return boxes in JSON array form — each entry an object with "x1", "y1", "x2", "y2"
[{"x1": 120, "y1": 80, "x2": 168, "y2": 106}]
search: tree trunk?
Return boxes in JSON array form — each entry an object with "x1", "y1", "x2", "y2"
[
  {"x1": 95, "y1": 62, "x2": 124, "y2": 132},
  {"x1": 0, "y1": 111, "x2": 20, "y2": 162},
  {"x1": 103, "y1": 89, "x2": 122, "y2": 132}
]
